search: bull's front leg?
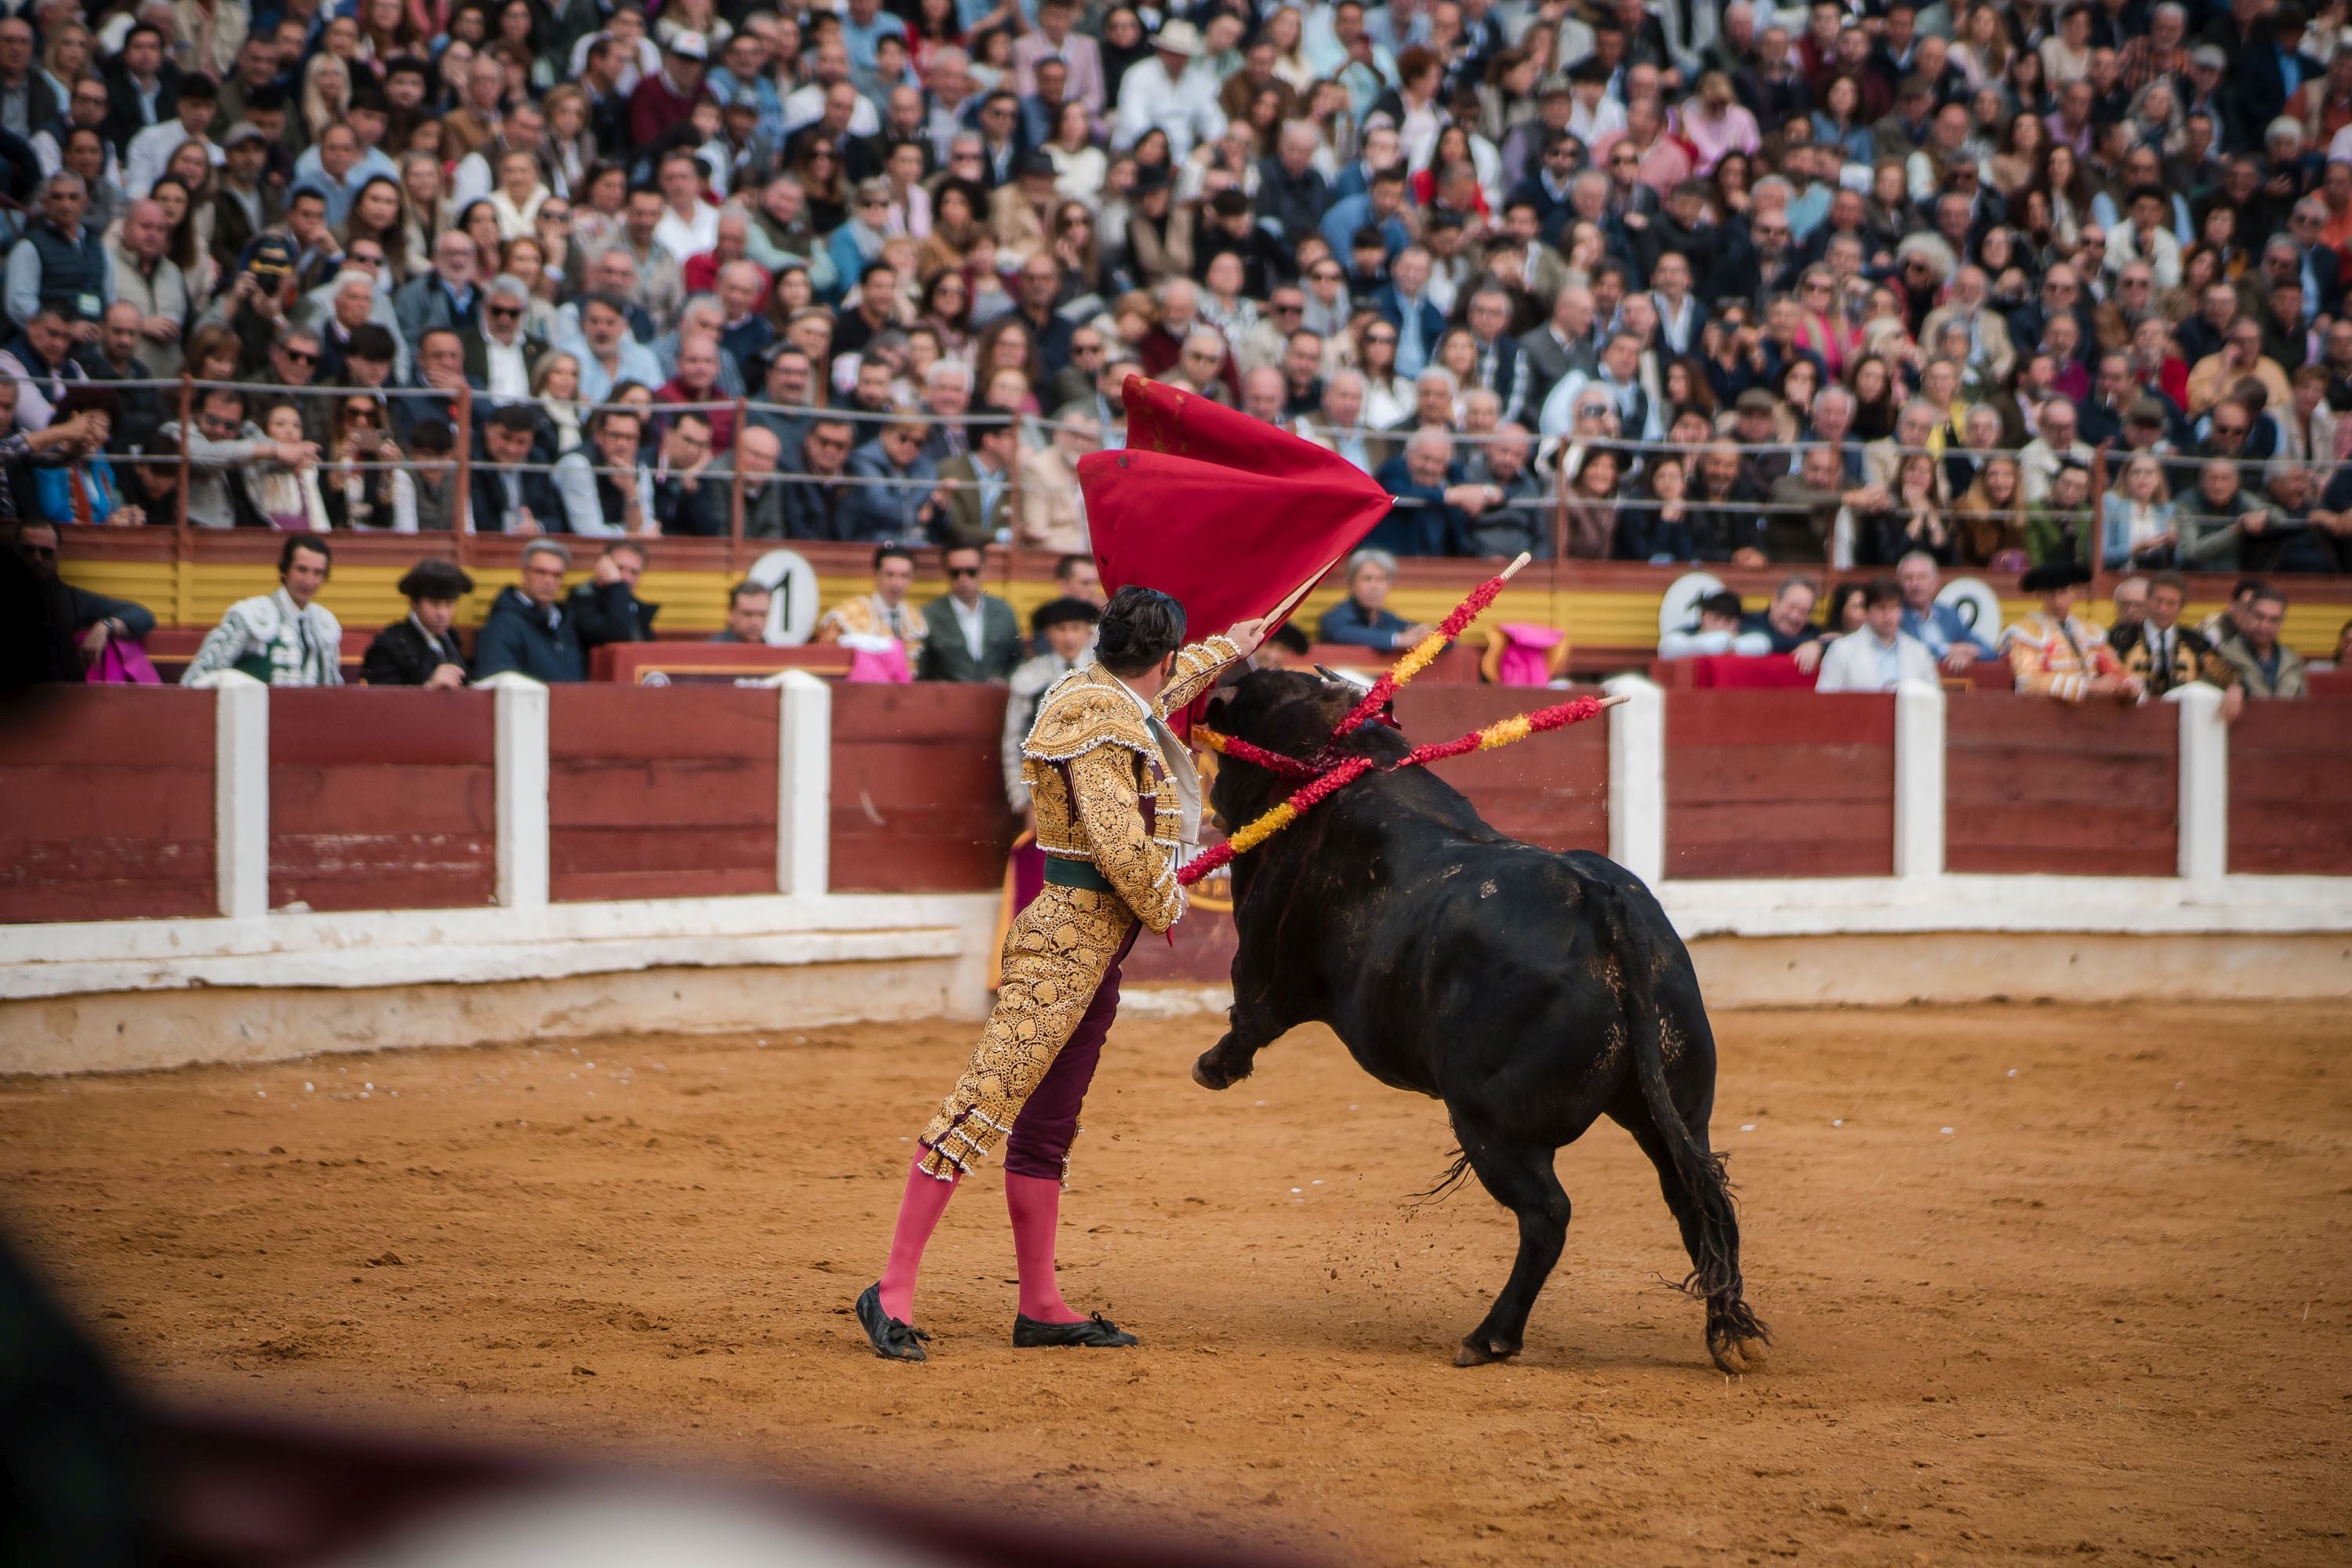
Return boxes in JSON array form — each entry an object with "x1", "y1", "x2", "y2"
[{"x1": 1192, "y1": 1007, "x2": 1273, "y2": 1091}]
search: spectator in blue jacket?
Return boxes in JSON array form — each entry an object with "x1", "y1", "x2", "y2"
[
  {"x1": 1895, "y1": 550, "x2": 1995, "y2": 674},
  {"x1": 474, "y1": 539, "x2": 586, "y2": 682},
  {"x1": 1368, "y1": 426, "x2": 1501, "y2": 556},
  {"x1": 1316, "y1": 547, "x2": 1436, "y2": 650},
  {"x1": 842, "y1": 415, "x2": 942, "y2": 541}
]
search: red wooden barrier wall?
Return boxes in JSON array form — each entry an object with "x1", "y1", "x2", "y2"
[
  {"x1": 1399, "y1": 684, "x2": 1610, "y2": 853},
  {"x1": 270, "y1": 690, "x2": 495, "y2": 912},
  {"x1": 2228, "y1": 698, "x2": 2352, "y2": 874},
  {"x1": 829, "y1": 683, "x2": 1015, "y2": 893},
  {"x1": 1665, "y1": 691, "x2": 1895, "y2": 878},
  {"x1": 547, "y1": 686, "x2": 779, "y2": 902},
  {"x1": 1944, "y1": 694, "x2": 2178, "y2": 877},
  {"x1": 0, "y1": 688, "x2": 216, "y2": 923}
]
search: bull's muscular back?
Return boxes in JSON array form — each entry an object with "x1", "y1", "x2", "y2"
[{"x1": 1210, "y1": 670, "x2": 1679, "y2": 1123}]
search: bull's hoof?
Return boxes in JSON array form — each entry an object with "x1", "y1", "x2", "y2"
[
  {"x1": 1708, "y1": 1331, "x2": 1769, "y2": 1376},
  {"x1": 1192, "y1": 1052, "x2": 1238, "y2": 1091},
  {"x1": 1454, "y1": 1334, "x2": 1519, "y2": 1367}
]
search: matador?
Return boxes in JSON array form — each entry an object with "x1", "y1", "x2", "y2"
[{"x1": 857, "y1": 586, "x2": 1265, "y2": 1360}]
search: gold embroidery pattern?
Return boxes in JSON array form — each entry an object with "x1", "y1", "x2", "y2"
[
  {"x1": 916, "y1": 884, "x2": 1136, "y2": 1180},
  {"x1": 911, "y1": 636, "x2": 1240, "y2": 1180}
]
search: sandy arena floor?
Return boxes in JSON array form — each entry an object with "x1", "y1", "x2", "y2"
[{"x1": 4, "y1": 1002, "x2": 2349, "y2": 1566}]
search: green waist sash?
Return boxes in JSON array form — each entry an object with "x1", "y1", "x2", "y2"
[{"x1": 1043, "y1": 856, "x2": 1113, "y2": 893}]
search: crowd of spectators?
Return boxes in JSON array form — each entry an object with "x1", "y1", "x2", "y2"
[
  {"x1": 1, "y1": 0, "x2": 2351, "y2": 583},
  {"x1": 1647, "y1": 546, "x2": 2340, "y2": 695}
]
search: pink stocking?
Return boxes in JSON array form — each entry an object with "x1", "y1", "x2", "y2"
[
  {"x1": 1005, "y1": 1171, "x2": 1087, "y2": 1323},
  {"x1": 877, "y1": 1156, "x2": 960, "y2": 1323}
]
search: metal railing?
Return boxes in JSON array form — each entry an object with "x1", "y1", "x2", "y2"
[{"x1": 49, "y1": 376, "x2": 2332, "y2": 586}]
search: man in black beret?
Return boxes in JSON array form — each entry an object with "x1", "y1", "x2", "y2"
[{"x1": 359, "y1": 559, "x2": 474, "y2": 687}]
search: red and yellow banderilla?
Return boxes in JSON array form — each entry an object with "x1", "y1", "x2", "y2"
[{"x1": 1184, "y1": 555, "x2": 1621, "y2": 887}]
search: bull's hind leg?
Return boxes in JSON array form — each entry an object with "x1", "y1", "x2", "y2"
[
  {"x1": 1615, "y1": 1113, "x2": 1769, "y2": 1375},
  {"x1": 1450, "y1": 1120, "x2": 1571, "y2": 1367}
]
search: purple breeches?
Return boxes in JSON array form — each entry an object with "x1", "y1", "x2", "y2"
[{"x1": 1000, "y1": 921, "x2": 1141, "y2": 1180}]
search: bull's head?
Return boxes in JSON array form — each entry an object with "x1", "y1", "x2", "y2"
[{"x1": 1202, "y1": 667, "x2": 1381, "y2": 832}]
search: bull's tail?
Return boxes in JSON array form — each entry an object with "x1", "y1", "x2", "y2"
[{"x1": 1592, "y1": 880, "x2": 1769, "y2": 1354}]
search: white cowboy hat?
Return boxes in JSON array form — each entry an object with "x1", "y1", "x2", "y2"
[{"x1": 1152, "y1": 19, "x2": 1204, "y2": 55}]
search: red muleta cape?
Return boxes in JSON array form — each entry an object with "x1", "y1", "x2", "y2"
[{"x1": 1074, "y1": 377, "x2": 1393, "y2": 730}]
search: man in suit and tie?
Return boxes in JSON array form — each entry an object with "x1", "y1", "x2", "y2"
[
  {"x1": 918, "y1": 542, "x2": 1023, "y2": 682},
  {"x1": 1463, "y1": 285, "x2": 1531, "y2": 424},
  {"x1": 933, "y1": 415, "x2": 1021, "y2": 547}
]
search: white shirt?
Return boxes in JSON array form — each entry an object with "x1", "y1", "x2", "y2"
[
  {"x1": 1815, "y1": 630, "x2": 1940, "y2": 692},
  {"x1": 1112, "y1": 56, "x2": 1225, "y2": 160},
  {"x1": 653, "y1": 199, "x2": 720, "y2": 264},
  {"x1": 484, "y1": 336, "x2": 529, "y2": 399},
  {"x1": 123, "y1": 118, "x2": 220, "y2": 199},
  {"x1": 948, "y1": 591, "x2": 986, "y2": 661},
  {"x1": 780, "y1": 82, "x2": 880, "y2": 138}
]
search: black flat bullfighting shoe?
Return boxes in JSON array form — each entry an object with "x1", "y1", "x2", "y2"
[
  {"x1": 856, "y1": 1283, "x2": 931, "y2": 1362},
  {"x1": 1012, "y1": 1312, "x2": 1139, "y2": 1348}
]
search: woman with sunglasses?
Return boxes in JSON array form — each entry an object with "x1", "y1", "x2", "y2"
[
  {"x1": 1049, "y1": 200, "x2": 1111, "y2": 305},
  {"x1": 322, "y1": 395, "x2": 415, "y2": 532},
  {"x1": 789, "y1": 142, "x2": 848, "y2": 235},
  {"x1": 1301, "y1": 254, "x2": 1352, "y2": 339},
  {"x1": 1353, "y1": 314, "x2": 1413, "y2": 429}
]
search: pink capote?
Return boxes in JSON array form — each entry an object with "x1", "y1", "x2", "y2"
[{"x1": 86, "y1": 638, "x2": 161, "y2": 685}]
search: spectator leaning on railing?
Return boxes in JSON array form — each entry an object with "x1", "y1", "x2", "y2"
[
  {"x1": 2217, "y1": 586, "x2": 2310, "y2": 699},
  {"x1": 711, "y1": 579, "x2": 773, "y2": 645},
  {"x1": 568, "y1": 541, "x2": 660, "y2": 655},
  {"x1": 1816, "y1": 575, "x2": 1940, "y2": 693},
  {"x1": 5, "y1": 520, "x2": 154, "y2": 682},
  {"x1": 182, "y1": 535, "x2": 341, "y2": 688}
]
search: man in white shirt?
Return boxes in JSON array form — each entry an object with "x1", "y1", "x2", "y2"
[
  {"x1": 1113, "y1": 20, "x2": 1225, "y2": 159},
  {"x1": 782, "y1": 38, "x2": 880, "y2": 138},
  {"x1": 122, "y1": 72, "x2": 219, "y2": 198},
  {"x1": 652, "y1": 149, "x2": 719, "y2": 264},
  {"x1": 475, "y1": 274, "x2": 537, "y2": 401},
  {"x1": 1817, "y1": 575, "x2": 1942, "y2": 691}
]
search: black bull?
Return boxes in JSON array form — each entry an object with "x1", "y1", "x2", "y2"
[{"x1": 1193, "y1": 670, "x2": 1769, "y2": 1373}]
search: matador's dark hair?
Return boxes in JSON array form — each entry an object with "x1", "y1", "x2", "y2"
[{"x1": 1095, "y1": 585, "x2": 1187, "y2": 677}]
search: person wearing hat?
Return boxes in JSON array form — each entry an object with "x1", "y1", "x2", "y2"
[
  {"x1": 2002, "y1": 561, "x2": 2142, "y2": 702},
  {"x1": 630, "y1": 29, "x2": 712, "y2": 150},
  {"x1": 1112, "y1": 17, "x2": 1225, "y2": 161},
  {"x1": 2177, "y1": 44, "x2": 2234, "y2": 144},
  {"x1": 208, "y1": 122, "x2": 283, "y2": 280},
  {"x1": 360, "y1": 561, "x2": 476, "y2": 688}
]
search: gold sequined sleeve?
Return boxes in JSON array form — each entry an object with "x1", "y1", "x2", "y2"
[
  {"x1": 1154, "y1": 635, "x2": 1242, "y2": 717},
  {"x1": 1068, "y1": 742, "x2": 1185, "y2": 933}
]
